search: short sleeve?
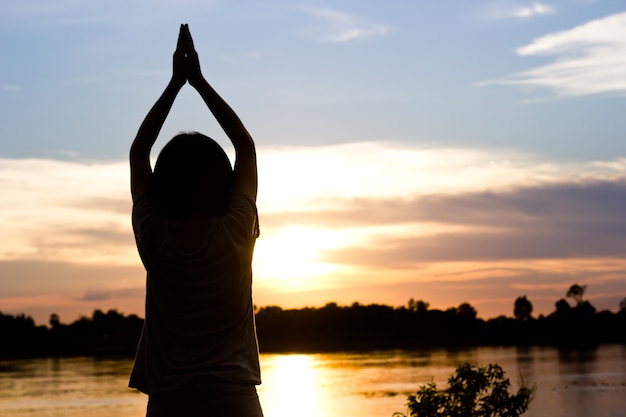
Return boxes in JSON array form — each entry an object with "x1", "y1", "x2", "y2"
[
  {"x1": 132, "y1": 193, "x2": 160, "y2": 245},
  {"x1": 228, "y1": 191, "x2": 260, "y2": 239}
]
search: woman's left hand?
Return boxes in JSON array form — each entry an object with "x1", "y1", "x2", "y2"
[{"x1": 172, "y1": 24, "x2": 188, "y2": 88}]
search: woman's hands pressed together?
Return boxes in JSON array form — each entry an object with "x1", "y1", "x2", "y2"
[{"x1": 172, "y1": 24, "x2": 204, "y2": 89}]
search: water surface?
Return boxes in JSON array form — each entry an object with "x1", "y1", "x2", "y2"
[{"x1": 1, "y1": 344, "x2": 624, "y2": 417}]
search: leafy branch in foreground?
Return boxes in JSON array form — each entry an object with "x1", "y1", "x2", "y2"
[{"x1": 393, "y1": 363, "x2": 535, "y2": 417}]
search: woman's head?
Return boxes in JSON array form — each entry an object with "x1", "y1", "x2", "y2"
[{"x1": 149, "y1": 132, "x2": 233, "y2": 218}]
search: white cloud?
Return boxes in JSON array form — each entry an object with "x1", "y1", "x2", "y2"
[
  {"x1": 511, "y1": 2, "x2": 555, "y2": 18},
  {"x1": 0, "y1": 158, "x2": 132, "y2": 264},
  {"x1": 2, "y1": 84, "x2": 22, "y2": 91},
  {"x1": 257, "y1": 142, "x2": 626, "y2": 212},
  {"x1": 218, "y1": 50, "x2": 278, "y2": 65},
  {"x1": 479, "y1": 12, "x2": 626, "y2": 96},
  {"x1": 299, "y1": 7, "x2": 390, "y2": 43},
  {"x1": 3, "y1": 144, "x2": 624, "y2": 265},
  {"x1": 483, "y1": 2, "x2": 556, "y2": 20},
  {"x1": 515, "y1": 12, "x2": 626, "y2": 56}
]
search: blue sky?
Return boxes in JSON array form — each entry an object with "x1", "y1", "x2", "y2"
[
  {"x1": 2, "y1": 0, "x2": 625, "y2": 159},
  {"x1": 1, "y1": 0, "x2": 626, "y2": 324}
]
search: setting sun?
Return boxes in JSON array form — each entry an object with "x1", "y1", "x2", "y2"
[{"x1": 253, "y1": 225, "x2": 351, "y2": 285}]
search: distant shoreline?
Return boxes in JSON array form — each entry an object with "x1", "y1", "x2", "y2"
[{"x1": 3, "y1": 298, "x2": 625, "y2": 359}]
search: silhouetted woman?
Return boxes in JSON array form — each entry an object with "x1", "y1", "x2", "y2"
[{"x1": 129, "y1": 24, "x2": 263, "y2": 417}]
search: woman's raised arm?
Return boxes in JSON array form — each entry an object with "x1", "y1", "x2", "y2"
[
  {"x1": 182, "y1": 24, "x2": 258, "y2": 202},
  {"x1": 130, "y1": 25, "x2": 188, "y2": 201}
]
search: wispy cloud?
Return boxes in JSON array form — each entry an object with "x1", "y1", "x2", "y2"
[
  {"x1": 218, "y1": 50, "x2": 278, "y2": 64},
  {"x1": 483, "y1": 2, "x2": 556, "y2": 20},
  {"x1": 2, "y1": 84, "x2": 22, "y2": 91},
  {"x1": 76, "y1": 285, "x2": 144, "y2": 302},
  {"x1": 0, "y1": 158, "x2": 131, "y2": 264},
  {"x1": 0, "y1": 258, "x2": 145, "y2": 323},
  {"x1": 117, "y1": 69, "x2": 170, "y2": 78},
  {"x1": 299, "y1": 7, "x2": 390, "y2": 43},
  {"x1": 257, "y1": 142, "x2": 626, "y2": 212},
  {"x1": 479, "y1": 12, "x2": 626, "y2": 97},
  {"x1": 67, "y1": 76, "x2": 104, "y2": 85},
  {"x1": 320, "y1": 179, "x2": 626, "y2": 266}
]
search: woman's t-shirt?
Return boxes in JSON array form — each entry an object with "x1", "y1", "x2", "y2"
[{"x1": 129, "y1": 191, "x2": 261, "y2": 395}]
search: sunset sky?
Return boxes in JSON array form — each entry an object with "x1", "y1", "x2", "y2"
[{"x1": 1, "y1": 0, "x2": 625, "y2": 325}]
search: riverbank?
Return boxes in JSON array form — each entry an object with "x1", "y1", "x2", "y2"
[{"x1": 2, "y1": 302, "x2": 625, "y2": 358}]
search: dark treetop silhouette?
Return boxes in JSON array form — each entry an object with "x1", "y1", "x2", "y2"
[
  {"x1": 1, "y1": 286, "x2": 625, "y2": 358},
  {"x1": 128, "y1": 24, "x2": 262, "y2": 416}
]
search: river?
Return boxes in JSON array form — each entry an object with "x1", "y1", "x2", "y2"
[{"x1": 1, "y1": 344, "x2": 624, "y2": 417}]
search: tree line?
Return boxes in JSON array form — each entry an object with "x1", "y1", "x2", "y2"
[
  {"x1": 1, "y1": 284, "x2": 625, "y2": 358},
  {"x1": 254, "y1": 284, "x2": 626, "y2": 351}
]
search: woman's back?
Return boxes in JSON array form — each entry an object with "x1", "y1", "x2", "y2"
[{"x1": 130, "y1": 191, "x2": 261, "y2": 395}]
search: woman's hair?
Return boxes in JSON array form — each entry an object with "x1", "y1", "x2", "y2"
[{"x1": 149, "y1": 132, "x2": 233, "y2": 218}]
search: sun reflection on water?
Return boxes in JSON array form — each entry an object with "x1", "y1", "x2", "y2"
[{"x1": 257, "y1": 354, "x2": 323, "y2": 417}]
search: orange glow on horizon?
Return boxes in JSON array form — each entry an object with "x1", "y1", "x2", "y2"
[{"x1": 1, "y1": 148, "x2": 626, "y2": 325}]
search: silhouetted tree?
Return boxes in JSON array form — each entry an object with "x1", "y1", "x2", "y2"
[
  {"x1": 513, "y1": 296, "x2": 533, "y2": 320},
  {"x1": 0, "y1": 312, "x2": 46, "y2": 356},
  {"x1": 555, "y1": 299, "x2": 571, "y2": 315},
  {"x1": 394, "y1": 363, "x2": 535, "y2": 417},
  {"x1": 578, "y1": 300, "x2": 596, "y2": 316},
  {"x1": 49, "y1": 313, "x2": 61, "y2": 329},
  {"x1": 566, "y1": 284, "x2": 586, "y2": 306},
  {"x1": 407, "y1": 298, "x2": 429, "y2": 314},
  {"x1": 456, "y1": 302, "x2": 477, "y2": 321},
  {"x1": 619, "y1": 297, "x2": 626, "y2": 313}
]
